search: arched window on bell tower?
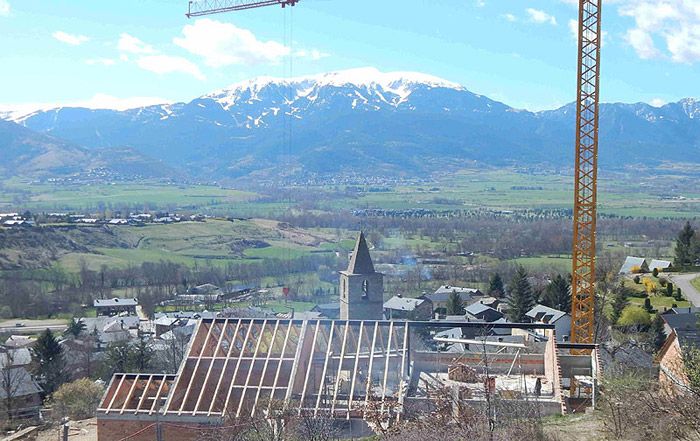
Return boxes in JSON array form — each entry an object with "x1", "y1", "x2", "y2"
[{"x1": 362, "y1": 279, "x2": 369, "y2": 299}]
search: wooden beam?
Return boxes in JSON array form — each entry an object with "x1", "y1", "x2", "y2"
[
  {"x1": 397, "y1": 323, "x2": 409, "y2": 421},
  {"x1": 119, "y1": 375, "x2": 140, "y2": 415},
  {"x1": 347, "y1": 321, "x2": 364, "y2": 419},
  {"x1": 363, "y1": 322, "x2": 379, "y2": 417},
  {"x1": 433, "y1": 337, "x2": 527, "y2": 349},
  {"x1": 149, "y1": 376, "x2": 169, "y2": 415},
  {"x1": 236, "y1": 319, "x2": 268, "y2": 418},
  {"x1": 104, "y1": 374, "x2": 126, "y2": 414},
  {"x1": 192, "y1": 319, "x2": 229, "y2": 415},
  {"x1": 251, "y1": 320, "x2": 280, "y2": 416},
  {"x1": 267, "y1": 320, "x2": 294, "y2": 414},
  {"x1": 330, "y1": 322, "x2": 350, "y2": 415},
  {"x1": 314, "y1": 321, "x2": 336, "y2": 416},
  {"x1": 284, "y1": 320, "x2": 308, "y2": 407},
  {"x1": 207, "y1": 319, "x2": 242, "y2": 416},
  {"x1": 178, "y1": 320, "x2": 217, "y2": 414},
  {"x1": 221, "y1": 320, "x2": 256, "y2": 416},
  {"x1": 298, "y1": 320, "x2": 321, "y2": 414},
  {"x1": 380, "y1": 321, "x2": 394, "y2": 415},
  {"x1": 134, "y1": 375, "x2": 154, "y2": 414}
]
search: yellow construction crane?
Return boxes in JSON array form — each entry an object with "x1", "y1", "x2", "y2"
[
  {"x1": 570, "y1": 0, "x2": 602, "y2": 347},
  {"x1": 184, "y1": 0, "x2": 604, "y2": 347},
  {"x1": 186, "y1": 0, "x2": 298, "y2": 17}
]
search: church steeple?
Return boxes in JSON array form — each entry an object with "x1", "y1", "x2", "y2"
[
  {"x1": 339, "y1": 231, "x2": 384, "y2": 320},
  {"x1": 347, "y1": 231, "x2": 375, "y2": 274}
]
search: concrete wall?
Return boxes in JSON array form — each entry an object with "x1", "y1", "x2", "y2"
[{"x1": 413, "y1": 351, "x2": 545, "y2": 375}]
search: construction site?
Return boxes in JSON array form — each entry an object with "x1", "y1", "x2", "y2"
[
  {"x1": 97, "y1": 317, "x2": 599, "y2": 440},
  {"x1": 95, "y1": 0, "x2": 605, "y2": 439}
]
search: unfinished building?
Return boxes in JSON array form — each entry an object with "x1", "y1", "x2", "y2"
[{"x1": 97, "y1": 318, "x2": 600, "y2": 440}]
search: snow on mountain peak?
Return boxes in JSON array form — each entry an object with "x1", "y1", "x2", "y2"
[{"x1": 207, "y1": 67, "x2": 465, "y2": 109}]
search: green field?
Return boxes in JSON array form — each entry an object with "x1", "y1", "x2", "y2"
[
  {"x1": 52, "y1": 219, "x2": 339, "y2": 272},
  {"x1": 2, "y1": 169, "x2": 699, "y2": 218},
  {"x1": 692, "y1": 276, "x2": 700, "y2": 293}
]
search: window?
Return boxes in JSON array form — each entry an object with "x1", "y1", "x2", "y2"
[{"x1": 362, "y1": 279, "x2": 369, "y2": 299}]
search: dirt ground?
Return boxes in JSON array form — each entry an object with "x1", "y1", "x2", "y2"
[{"x1": 36, "y1": 419, "x2": 97, "y2": 441}]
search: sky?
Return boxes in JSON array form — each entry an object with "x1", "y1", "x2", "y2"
[{"x1": 0, "y1": 0, "x2": 698, "y2": 112}]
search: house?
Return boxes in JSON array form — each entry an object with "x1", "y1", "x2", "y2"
[
  {"x1": 526, "y1": 304, "x2": 571, "y2": 342},
  {"x1": 424, "y1": 285, "x2": 482, "y2": 317},
  {"x1": 619, "y1": 256, "x2": 649, "y2": 274},
  {"x1": 311, "y1": 302, "x2": 340, "y2": 319},
  {"x1": 94, "y1": 298, "x2": 138, "y2": 316},
  {"x1": 649, "y1": 259, "x2": 673, "y2": 272},
  {"x1": 0, "y1": 367, "x2": 42, "y2": 420},
  {"x1": 657, "y1": 323, "x2": 700, "y2": 391},
  {"x1": 383, "y1": 295, "x2": 432, "y2": 320},
  {"x1": 661, "y1": 313, "x2": 699, "y2": 343},
  {"x1": 5, "y1": 335, "x2": 35, "y2": 349},
  {"x1": 464, "y1": 302, "x2": 504, "y2": 323}
]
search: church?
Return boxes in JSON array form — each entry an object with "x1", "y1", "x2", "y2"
[{"x1": 339, "y1": 231, "x2": 384, "y2": 320}]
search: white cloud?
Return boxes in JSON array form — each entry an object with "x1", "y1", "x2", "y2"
[
  {"x1": 136, "y1": 55, "x2": 205, "y2": 81},
  {"x1": 174, "y1": 19, "x2": 290, "y2": 67},
  {"x1": 86, "y1": 58, "x2": 117, "y2": 66},
  {"x1": 619, "y1": 1, "x2": 700, "y2": 63},
  {"x1": 649, "y1": 98, "x2": 667, "y2": 107},
  {"x1": 503, "y1": 13, "x2": 517, "y2": 22},
  {"x1": 294, "y1": 49, "x2": 329, "y2": 61},
  {"x1": 0, "y1": 0, "x2": 10, "y2": 17},
  {"x1": 115, "y1": 33, "x2": 204, "y2": 80},
  {"x1": 625, "y1": 28, "x2": 658, "y2": 59},
  {"x1": 526, "y1": 8, "x2": 557, "y2": 25},
  {"x1": 118, "y1": 33, "x2": 156, "y2": 55},
  {"x1": 52, "y1": 31, "x2": 89, "y2": 46}
]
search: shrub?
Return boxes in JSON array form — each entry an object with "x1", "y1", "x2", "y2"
[
  {"x1": 634, "y1": 275, "x2": 641, "y2": 284},
  {"x1": 52, "y1": 378, "x2": 104, "y2": 420},
  {"x1": 652, "y1": 268, "x2": 659, "y2": 278},
  {"x1": 643, "y1": 297, "x2": 654, "y2": 313},
  {"x1": 658, "y1": 277, "x2": 667, "y2": 287},
  {"x1": 666, "y1": 282, "x2": 674, "y2": 297},
  {"x1": 618, "y1": 306, "x2": 652, "y2": 328},
  {"x1": 675, "y1": 288, "x2": 684, "y2": 302}
]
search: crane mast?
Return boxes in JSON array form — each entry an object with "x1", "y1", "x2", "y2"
[
  {"x1": 570, "y1": 0, "x2": 602, "y2": 346},
  {"x1": 187, "y1": 0, "x2": 298, "y2": 17}
]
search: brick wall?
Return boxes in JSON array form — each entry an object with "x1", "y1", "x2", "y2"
[{"x1": 98, "y1": 419, "x2": 207, "y2": 441}]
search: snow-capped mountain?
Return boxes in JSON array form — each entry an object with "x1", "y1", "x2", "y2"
[{"x1": 2, "y1": 68, "x2": 699, "y2": 180}]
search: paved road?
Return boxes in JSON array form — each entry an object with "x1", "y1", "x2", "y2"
[
  {"x1": 669, "y1": 273, "x2": 700, "y2": 307},
  {"x1": 0, "y1": 319, "x2": 68, "y2": 334}
]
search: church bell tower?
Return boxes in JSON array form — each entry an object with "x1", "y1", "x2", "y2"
[{"x1": 339, "y1": 232, "x2": 384, "y2": 320}]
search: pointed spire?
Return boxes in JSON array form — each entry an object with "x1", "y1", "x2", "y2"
[{"x1": 347, "y1": 231, "x2": 375, "y2": 274}]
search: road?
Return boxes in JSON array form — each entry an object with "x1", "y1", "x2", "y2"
[
  {"x1": 669, "y1": 273, "x2": 700, "y2": 307},
  {"x1": 0, "y1": 319, "x2": 68, "y2": 334}
]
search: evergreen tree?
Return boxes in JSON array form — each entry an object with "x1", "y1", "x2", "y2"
[
  {"x1": 446, "y1": 290, "x2": 465, "y2": 315},
  {"x1": 542, "y1": 274, "x2": 571, "y2": 312},
  {"x1": 506, "y1": 266, "x2": 536, "y2": 322},
  {"x1": 64, "y1": 318, "x2": 86, "y2": 338},
  {"x1": 610, "y1": 282, "x2": 628, "y2": 324},
  {"x1": 104, "y1": 341, "x2": 133, "y2": 376},
  {"x1": 652, "y1": 314, "x2": 667, "y2": 352},
  {"x1": 666, "y1": 282, "x2": 674, "y2": 297},
  {"x1": 488, "y1": 273, "x2": 505, "y2": 298},
  {"x1": 32, "y1": 329, "x2": 67, "y2": 396},
  {"x1": 674, "y1": 221, "x2": 696, "y2": 267},
  {"x1": 131, "y1": 338, "x2": 154, "y2": 372},
  {"x1": 643, "y1": 297, "x2": 654, "y2": 314}
]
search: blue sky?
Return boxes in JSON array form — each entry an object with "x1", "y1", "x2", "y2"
[{"x1": 0, "y1": 0, "x2": 698, "y2": 112}]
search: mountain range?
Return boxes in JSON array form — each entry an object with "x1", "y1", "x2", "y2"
[{"x1": 2, "y1": 67, "x2": 699, "y2": 181}]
